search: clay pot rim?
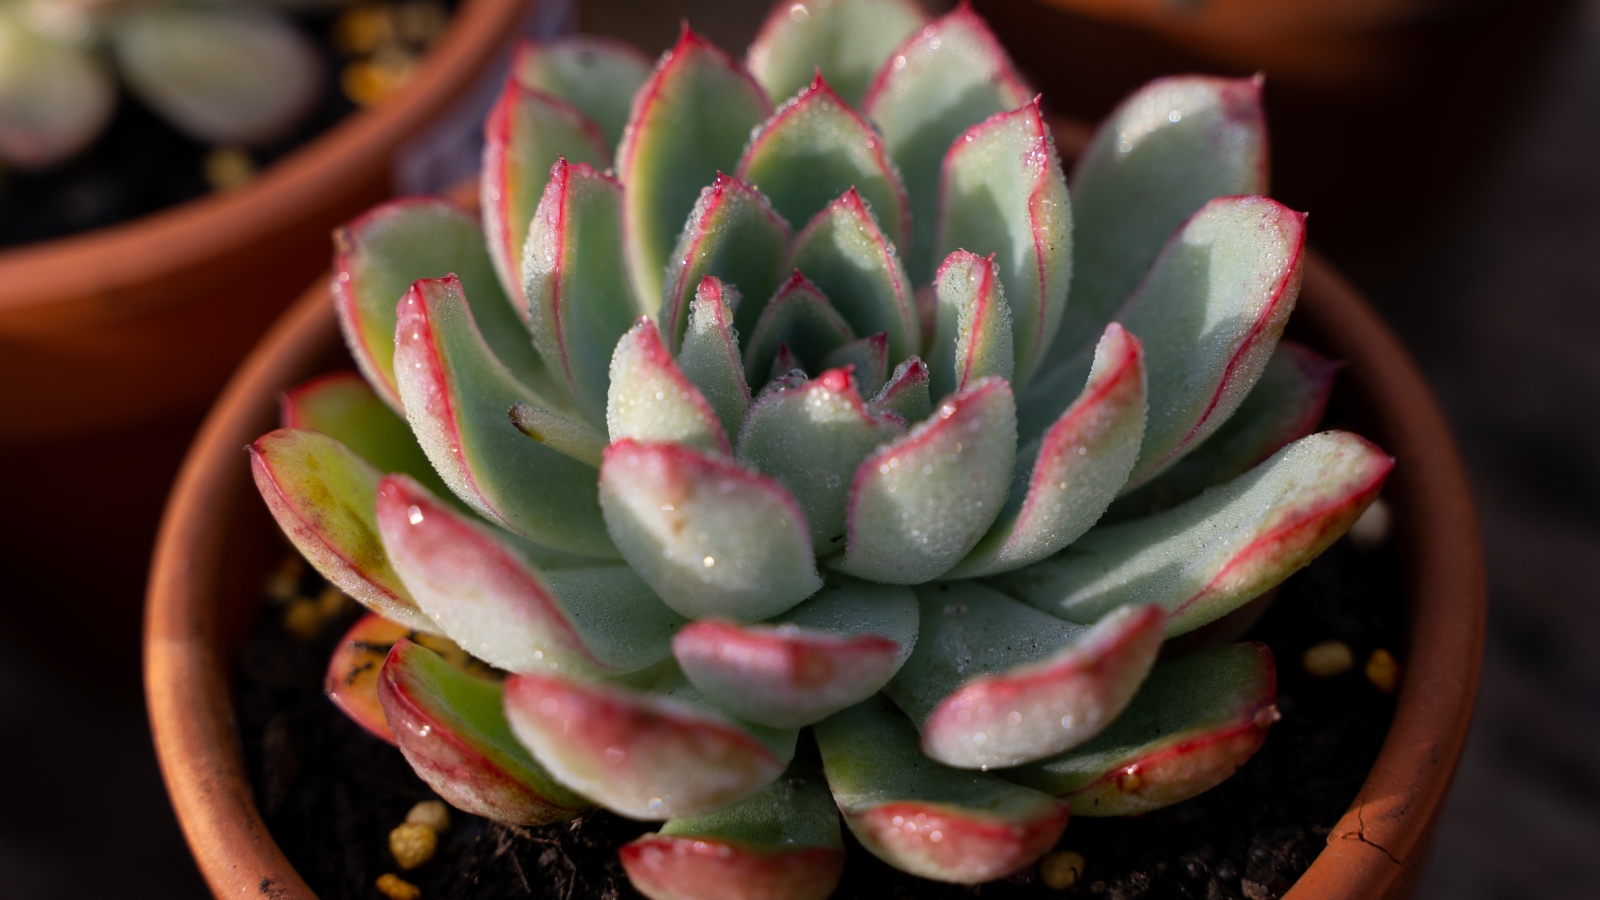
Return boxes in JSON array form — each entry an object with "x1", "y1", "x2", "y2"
[
  {"x1": 0, "y1": 0, "x2": 530, "y2": 337},
  {"x1": 144, "y1": 234, "x2": 1485, "y2": 899}
]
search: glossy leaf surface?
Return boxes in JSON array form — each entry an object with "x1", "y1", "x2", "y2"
[
  {"x1": 786, "y1": 189, "x2": 918, "y2": 363},
  {"x1": 927, "y1": 251, "x2": 1014, "y2": 400},
  {"x1": 512, "y1": 37, "x2": 652, "y2": 148},
  {"x1": 677, "y1": 278, "x2": 752, "y2": 441},
  {"x1": 661, "y1": 173, "x2": 791, "y2": 349},
  {"x1": 280, "y1": 371, "x2": 445, "y2": 496},
  {"x1": 746, "y1": 0, "x2": 928, "y2": 106},
  {"x1": 870, "y1": 357, "x2": 931, "y2": 425},
  {"x1": 607, "y1": 318, "x2": 731, "y2": 455}
]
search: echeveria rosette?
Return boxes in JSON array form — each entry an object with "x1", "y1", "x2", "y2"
[{"x1": 254, "y1": 1, "x2": 1394, "y2": 895}]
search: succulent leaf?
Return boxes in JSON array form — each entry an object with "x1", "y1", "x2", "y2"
[
  {"x1": 508, "y1": 401, "x2": 608, "y2": 468},
  {"x1": 674, "y1": 579, "x2": 918, "y2": 728},
  {"x1": 523, "y1": 160, "x2": 644, "y2": 426},
  {"x1": 736, "y1": 368, "x2": 907, "y2": 548},
  {"x1": 599, "y1": 440, "x2": 823, "y2": 621},
  {"x1": 936, "y1": 99, "x2": 1071, "y2": 388},
  {"x1": 737, "y1": 74, "x2": 910, "y2": 251},
  {"x1": 661, "y1": 173, "x2": 791, "y2": 350},
  {"x1": 743, "y1": 272, "x2": 857, "y2": 385},
  {"x1": 677, "y1": 278, "x2": 753, "y2": 441},
  {"x1": 249, "y1": 429, "x2": 436, "y2": 632},
  {"x1": 1051, "y1": 75, "x2": 1267, "y2": 358},
  {"x1": 512, "y1": 37, "x2": 653, "y2": 148},
  {"x1": 786, "y1": 189, "x2": 919, "y2": 363},
  {"x1": 1005, "y1": 643, "x2": 1278, "y2": 816},
  {"x1": 607, "y1": 318, "x2": 732, "y2": 456},
  {"x1": 0, "y1": 11, "x2": 115, "y2": 169},
  {"x1": 870, "y1": 357, "x2": 932, "y2": 424},
  {"x1": 746, "y1": 0, "x2": 929, "y2": 107},
  {"x1": 839, "y1": 378, "x2": 1017, "y2": 584},
  {"x1": 503, "y1": 670, "x2": 795, "y2": 819},
  {"x1": 860, "y1": 4, "x2": 1032, "y2": 280},
  {"x1": 327, "y1": 614, "x2": 409, "y2": 744},
  {"x1": 818, "y1": 332, "x2": 892, "y2": 397},
  {"x1": 378, "y1": 639, "x2": 591, "y2": 824},
  {"x1": 393, "y1": 275, "x2": 615, "y2": 557},
  {"x1": 948, "y1": 323, "x2": 1146, "y2": 578},
  {"x1": 619, "y1": 29, "x2": 773, "y2": 305},
  {"x1": 280, "y1": 371, "x2": 449, "y2": 498},
  {"x1": 482, "y1": 83, "x2": 611, "y2": 312},
  {"x1": 814, "y1": 698, "x2": 1069, "y2": 883},
  {"x1": 993, "y1": 431, "x2": 1393, "y2": 636},
  {"x1": 928, "y1": 251, "x2": 1015, "y2": 400}
]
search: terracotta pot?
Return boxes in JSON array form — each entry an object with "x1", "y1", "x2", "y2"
[
  {"x1": 0, "y1": 0, "x2": 543, "y2": 447},
  {"x1": 144, "y1": 123, "x2": 1485, "y2": 899}
]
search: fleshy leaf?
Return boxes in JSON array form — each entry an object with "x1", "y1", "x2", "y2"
[
  {"x1": 743, "y1": 272, "x2": 856, "y2": 386},
  {"x1": 737, "y1": 74, "x2": 909, "y2": 251},
  {"x1": 334, "y1": 197, "x2": 553, "y2": 410},
  {"x1": 677, "y1": 278, "x2": 753, "y2": 441},
  {"x1": 770, "y1": 344, "x2": 804, "y2": 382},
  {"x1": 280, "y1": 371, "x2": 446, "y2": 496},
  {"x1": 1006, "y1": 643, "x2": 1278, "y2": 816},
  {"x1": 378, "y1": 639, "x2": 590, "y2": 824},
  {"x1": 249, "y1": 429, "x2": 436, "y2": 632},
  {"x1": 745, "y1": 0, "x2": 929, "y2": 106},
  {"x1": 927, "y1": 251, "x2": 1015, "y2": 400},
  {"x1": 523, "y1": 160, "x2": 643, "y2": 427},
  {"x1": 814, "y1": 698, "x2": 1069, "y2": 884},
  {"x1": 860, "y1": 4, "x2": 1031, "y2": 280},
  {"x1": 376, "y1": 474, "x2": 682, "y2": 677},
  {"x1": 1051, "y1": 75, "x2": 1267, "y2": 358},
  {"x1": 607, "y1": 318, "x2": 732, "y2": 456},
  {"x1": 326, "y1": 614, "x2": 409, "y2": 744},
  {"x1": 392, "y1": 275, "x2": 614, "y2": 556},
  {"x1": 674, "y1": 580, "x2": 918, "y2": 728},
  {"x1": 785, "y1": 189, "x2": 918, "y2": 362},
  {"x1": 736, "y1": 368, "x2": 906, "y2": 548},
  {"x1": 819, "y1": 333, "x2": 890, "y2": 397},
  {"x1": 481, "y1": 81, "x2": 610, "y2": 312},
  {"x1": 661, "y1": 173, "x2": 791, "y2": 349},
  {"x1": 870, "y1": 357, "x2": 931, "y2": 424},
  {"x1": 936, "y1": 99, "x2": 1071, "y2": 388},
  {"x1": 0, "y1": 12, "x2": 114, "y2": 168},
  {"x1": 839, "y1": 378, "x2": 1017, "y2": 584},
  {"x1": 889, "y1": 585, "x2": 1164, "y2": 769},
  {"x1": 948, "y1": 323, "x2": 1146, "y2": 578},
  {"x1": 503, "y1": 671, "x2": 794, "y2": 819},
  {"x1": 599, "y1": 440, "x2": 822, "y2": 622},
  {"x1": 992, "y1": 431, "x2": 1394, "y2": 636},
  {"x1": 618, "y1": 28, "x2": 772, "y2": 305},
  {"x1": 511, "y1": 37, "x2": 653, "y2": 148},
  {"x1": 508, "y1": 401, "x2": 607, "y2": 468}
]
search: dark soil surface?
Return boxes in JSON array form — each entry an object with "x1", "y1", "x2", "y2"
[{"x1": 237, "y1": 535, "x2": 1402, "y2": 900}]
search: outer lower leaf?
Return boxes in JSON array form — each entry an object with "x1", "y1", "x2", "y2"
[
  {"x1": 326, "y1": 613, "x2": 410, "y2": 744},
  {"x1": 927, "y1": 251, "x2": 1015, "y2": 400},
  {"x1": 280, "y1": 371, "x2": 445, "y2": 496},
  {"x1": 737, "y1": 74, "x2": 909, "y2": 251},
  {"x1": 745, "y1": 0, "x2": 929, "y2": 106},
  {"x1": 607, "y1": 318, "x2": 731, "y2": 456},
  {"x1": 249, "y1": 429, "x2": 436, "y2": 632},
  {"x1": 393, "y1": 275, "x2": 615, "y2": 557},
  {"x1": 673, "y1": 580, "x2": 918, "y2": 728},
  {"x1": 1051, "y1": 75, "x2": 1267, "y2": 358},
  {"x1": 839, "y1": 378, "x2": 1017, "y2": 584},
  {"x1": 860, "y1": 4, "x2": 1031, "y2": 280},
  {"x1": 814, "y1": 698, "x2": 1069, "y2": 884},
  {"x1": 870, "y1": 357, "x2": 931, "y2": 424},
  {"x1": 378, "y1": 639, "x2": 591, "y2": 825},
  {"x1": 948, "y1": 323, "x2": 1145, "y2": 578},
  {"x1": 736, "y1": 368, "x2": 906, "y2": 548},
  {"x1": 376, "y1": 474, "x2": 682, "y2": 677},
  {"x1": 888, "y1": 584, "x2": 1164, "y2": 768},
  {"x1": 622, "y1": 760, "x2": 846, "y2": 900},
  {"x1": 503, "y1": 671, "x2": 795, "y2": 819},
  {"x1": 1005, "y1": 643, "x2": 1278, "y2": 816},
  {"x1": 937, "y1": 98, "x2": 1071, "y2": 388},
  {"x1": 334, "y1": 198, "x2": 551, "y2": 410},
  {"x1": 523, "y1": 160, "x2": 642, "y2": 427},
  {"x1": 993, "y1": 431, "x2": 1394, "y2": 636},
  {"x1": 819, "y1": 333, "x2": 891, "y2": 398},
  {"x1": 0, "y1": 11, "x2": 114, "y2": 168},
  {"x1": 743, "y1": 271, "x2": 856, "y2": 386},
  {"x1": 511, "y1": 37, "x2": 653, "y2": 148},
  {"x1": 481, "y1": 81, "x2": 610, "y2": 312},
  {"x1": 786, "y1": 189, "x2": 918, "y2": 363},
  {"x1": 599, "y1": 440, "x2": 822, "y2": 622},
  {"x1": 677, "y1": 278, "x2": 752, "y2": 441},
  {"x1": 618, "y1": 28, "x2": 772, "y2": 305},
  {"x1": 661, "y1": 173, "x2": 791, "y2": 349}
]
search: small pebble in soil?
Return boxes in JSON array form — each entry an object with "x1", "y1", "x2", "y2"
[
  {"x1": 1302, "y1": 640, "x2": 1354, "y2": 678},
  {"x1": 1365, "y1": 649, "x2": 1400, "y2": 693},
  {"x1": 263, "y1": 557, "x2": 303, "y2": 603},
  {"x1": 406, "y1": 800, "x2": 451, "y2": 833},
  {"x1": 1039, "y1": 850, "x2": 1086, "y2": 890},
  {"x1": 203, "y1": 148, "x2": 256, "y2": 192},
  {"x1": 1345, "y1": 497, "x2": 1391, "y2": 550},
  {"x1": 375, "y1": 872, "x2": 421, "y2": 900},
  {"x1": 389, "y1": 821, "x2": 438, "y2": 870}
]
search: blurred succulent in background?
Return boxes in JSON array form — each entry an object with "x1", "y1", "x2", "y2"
[{"x1": 251, "y1": 0, "x2": 1392, "y2": 895}]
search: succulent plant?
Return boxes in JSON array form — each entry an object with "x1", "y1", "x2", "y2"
[{"x1": 251, "y1": 1, "x2": 1393, "y2": 895}]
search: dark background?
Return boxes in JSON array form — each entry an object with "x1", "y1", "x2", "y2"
[{"x1": 1, "y1": 0, "x2": 1595, "y2": 897}]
